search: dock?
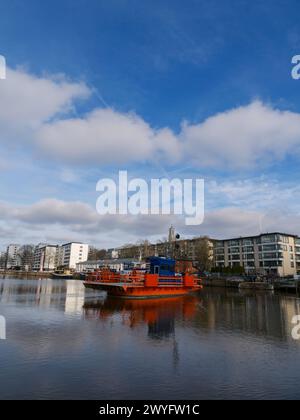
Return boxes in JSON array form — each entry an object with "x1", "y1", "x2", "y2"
[{"x1": 239, "y1": 282, "x2": 274, "y2": 291}]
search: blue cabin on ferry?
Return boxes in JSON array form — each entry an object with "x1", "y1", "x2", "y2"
[{"x1": 148, "y1": 257, "x2": 176, "y2": 276}]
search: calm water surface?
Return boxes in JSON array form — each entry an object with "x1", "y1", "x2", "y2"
[{"x1": 0, "y1": 276, "x2": 300, "y2": 400}]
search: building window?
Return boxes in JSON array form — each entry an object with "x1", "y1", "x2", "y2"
[
  {"x1": 228, "y1": 247, "x2": 240, "y2": 254},
  {"x1": 261, "y1": 235, "x2": 276, "y2": 243},
  {"x1": 243, "y1": 246, "x2": 254, "y2": 252},
  {"x1": 228, "y1": 240, "x2": 240, "y2": 246}
]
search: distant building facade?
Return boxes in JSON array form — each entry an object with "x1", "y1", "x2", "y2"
[
  {"x1": 106, "y1": 248, "x2": 119, "y2": 259},
  {"x1": 115, "y1": 236, "x2": 214, "y2": 269},
  {"x1": 76, "y1": 258, "x2": 143, "y2": 273},
  {"x1": 33, "y1": 244, "x2": 58, "y2": 272},
  {"x1": 5, "y1": 244, "x2": 21, "y2": 269},
  {"x1": 214, "y1": 232, "x2": 300, "y2": 277},
  {"x1": 57, "y1": 242, "x2": 89, "y2": 269}
]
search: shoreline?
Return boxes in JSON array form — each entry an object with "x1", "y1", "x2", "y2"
[{"x1": 0, "y1": 270, "x2": 52, "y2": 278}]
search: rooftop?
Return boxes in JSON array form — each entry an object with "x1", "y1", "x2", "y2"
[{"x1": 215, "y1": 232, "x2": 299, "y2": 242}]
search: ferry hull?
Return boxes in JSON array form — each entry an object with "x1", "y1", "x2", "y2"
[{"x1": 83, "y1": 281, "x2": 201, "y2": 299}]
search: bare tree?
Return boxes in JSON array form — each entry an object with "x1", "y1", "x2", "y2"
[
  {"x1": 136, "y1": 239, "x2": 152, "y2": 259},
  {"x1": 193, "y1": 237, "x2": 212, "y2": 272},
  {"x1": 17, "y1": 245, "x2": 35, "y2": 271},
  {"x1": 88, "y1": 247, "x2": 107, "y2": 260},
  {"x1": 0, "y1": 253, "x2": 7, "y2": 269},
  {"x1": 157, "y1": 237, "x2": 170, "y2": 257}
]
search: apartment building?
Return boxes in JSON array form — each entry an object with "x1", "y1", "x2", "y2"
[
  {"x1": 57, "y1": 242, "x2": 89, "y2": 269},
  {"x1": 33, "y1": 244, "x2": 58, "y2": 272},
  {"x1": 5, "y1": 244, "x2": 20, "y2": 269},
  {"x1": 214, "y1": 232, "x2": 299, "y2": 277}
]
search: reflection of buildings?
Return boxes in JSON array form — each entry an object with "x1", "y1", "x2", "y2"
[
  {"x1": 0, "y1": 277, "x2": 87, "y2": 317},
  {"x1": 1, "y1": 275, "x2": 300, "y2": 347},
  {"x1": 280, "y1": 297, "x2": 300, "y2": 338},
  {"x1": 201, "y1": 289, "x2": 300, "y2": 343},
  {"x1": 82, "y1": 290, "x2": 300, "y2": 344},
  {"x1": 64, "y1": 281, "x2": 85, "y2": 315}
]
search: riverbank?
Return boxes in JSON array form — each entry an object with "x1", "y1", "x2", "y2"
[
  {"x1": 0, "y1": 270, "x2": 52, "y2": 278},
  {"x1": 203, "y1": 277, "x2": 300, "y2": 294},
  {"x1": 0, "y1": 270, "x2": 84, "y2": 280}
]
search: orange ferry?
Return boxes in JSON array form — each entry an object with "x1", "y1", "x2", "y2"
[{"x1": 83, "y1": 257, "x2": 202, "y2": 299}]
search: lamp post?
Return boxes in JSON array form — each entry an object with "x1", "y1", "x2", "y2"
[{"x1": 174, "y1": 233, "x2": 180, "y2": 259}]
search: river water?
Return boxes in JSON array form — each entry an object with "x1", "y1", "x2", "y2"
[{"x1": 0, "y1": 276, "x2": 300, "y2": 400}]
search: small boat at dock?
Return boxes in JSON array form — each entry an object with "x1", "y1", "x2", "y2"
[
  {"x1": 51, "y1": 269, "x2": 73, "y2": 279},
  {"x1": 83, "y1": 257, "x2": 202, "y2": 299}
]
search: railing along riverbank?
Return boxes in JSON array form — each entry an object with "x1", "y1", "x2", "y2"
[{"x1": 202, "y1": 276, "x2": 300, "y2": 294}]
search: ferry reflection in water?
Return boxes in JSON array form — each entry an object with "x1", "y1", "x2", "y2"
[
  {"x1": 1, "y1": 277, "x2": 300, "y2": 399},
  {"x1": 82, "y1": 289, "x2": 300, "y2": 343},
  {"x1": 83, "y1": 296, "x2": 199, "y2": 367},
  {"x1": 83, "y1": 296, "x2": 197, "y2": 336}
]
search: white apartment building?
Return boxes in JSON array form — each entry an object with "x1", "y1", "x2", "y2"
[
  {"x1": 214, "y1": 232, "x2": 299, "y2": 277},
  {"x1": 33, "y1": 244, "x2": 57, "y2": 272},
  {"x1": 6, "y1": 244, "x2": 20, "y2": 269},
  {"x1": 58, "y1": 242, "x2": 89, "y2": 269}
]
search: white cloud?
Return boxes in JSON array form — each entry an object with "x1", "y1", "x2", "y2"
[
  {"x1": 181, "y1": 101, "x2": 300, "y2": 169},
  {"x1": 207, "y1": 178, "x2": 300, "y2": 211},
  {"x1": 1, "y1": 67, "x2": 300, "y2": 170},
  {"x1": 13, "y1": 199, "x2": 97, "y2": 225},
  {"x1": 34, "y1": 100, "x2": 300, "y2": 169},
  {"x1": 0, "y1": 197, "x2": 299, "y2": 248},
  {"x1": 0, "y1": 67, "x2": 90, "y2": 132},
  {"x1": 35, "y1": 108, "x2": 181, "y2": 164}
]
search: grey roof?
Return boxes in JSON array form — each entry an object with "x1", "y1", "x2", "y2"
[{"x1": 77, "y1": 258, "x2": 141, "y2": 265}]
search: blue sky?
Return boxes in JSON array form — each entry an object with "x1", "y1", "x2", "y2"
[{"x1": 1, "y1": 0, "x2": 300, "y2": 249}]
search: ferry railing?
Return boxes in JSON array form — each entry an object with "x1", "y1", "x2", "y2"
[{"x1": 87, "y1": 271, "x2": 200, "y2": 288}]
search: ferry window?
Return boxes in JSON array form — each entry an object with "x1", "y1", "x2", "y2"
[{"x1": 154, "y1": 266, "x2": 159, "y2": 274}]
